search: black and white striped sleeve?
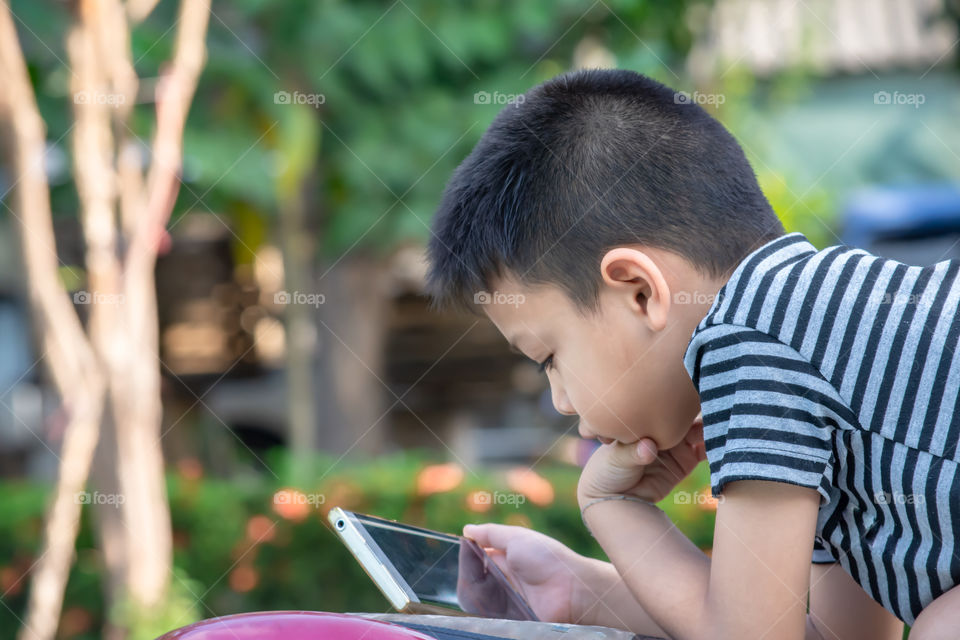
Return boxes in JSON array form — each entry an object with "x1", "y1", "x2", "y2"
[
  {"x1": 812, "y1": 537, "x2": 837, "y2": 564},
  {"x1": 691, "y1": 325, "x2": 845, "y2": 506}
]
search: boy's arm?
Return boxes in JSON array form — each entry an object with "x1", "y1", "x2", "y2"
[
  {"x1": 572, "y1": 555, "x2": 670, "y2": 636},
  {"x1": 808, "y1": 562, "x2": 904, "y2": 639},
  {"x1": 582, "y1": 479, "x2": 822, "y2": 640}
]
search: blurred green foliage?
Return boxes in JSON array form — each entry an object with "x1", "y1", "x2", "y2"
[
  {"x1": 6, "y1": 0, "x2": 850, "y2": 273},
  {"x1": 703, "y1": 66, "x2": 838, "y2": 248},
  {"x1": 7, "y1": 0, "x2": 705, "y2": 263},
  {"x1": 0, "y1": 453, "x2": 716, "y2": 639}
]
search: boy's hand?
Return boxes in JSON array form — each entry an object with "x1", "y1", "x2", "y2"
[
  {"x1": 577, "y1": 414, "x2": 705, "y2": 505},
  {"x1": 462, "y1": 523, "x2": 587, "y2": 624}
]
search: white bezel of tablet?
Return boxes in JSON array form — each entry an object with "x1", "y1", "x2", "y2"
[{"x1": 328, "y1": 507, "x2": 467, "y2": 615}]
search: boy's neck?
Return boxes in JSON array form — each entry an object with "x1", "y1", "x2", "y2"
[
  {"x1": 671, "y1": 269, "x2": 730, "y2": 342},
  {"x1": 644, "y1": 245, "x2": 731, "y2": 336}
]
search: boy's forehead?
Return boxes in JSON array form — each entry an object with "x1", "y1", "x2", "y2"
[
  {"x1": 482, "y1": 277, "x2": 572, "y2": 344},
  {"x1": 486, "y1": 274, "x2": 564, "y2": 301},
  {"x1": 483, "y1": 277, "x2": 566, "y2": 318},
  {"x1": 485, "y1": 308, "x2": 545, "y2": 357}
]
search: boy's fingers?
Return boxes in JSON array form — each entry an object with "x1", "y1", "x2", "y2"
[
  {"x1": 685, "y1": 416, "x2": 704, "y2": 444},
  {"x1": 635, "y1": 438, "x2": 658, "y2": 465},
  {"x1": 463, "y1": 523, "x2": 517, "y2": 549},
  {"x1": 484, "y1": 550, "x2": 514, "y2": 582},
  {"x1": 462, "y1": 523, "x2": 485, "y2": 543},
  {"x1": 688, "y1": 416, "x2": 707, "y2": 460},
  {"x1": 602, "y1": 439, "x2": 657, "y2": 466}
]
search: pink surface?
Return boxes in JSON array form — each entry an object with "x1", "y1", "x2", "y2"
[{"x1": 155, "y1": 611, "x2": 436, "y2": 640}]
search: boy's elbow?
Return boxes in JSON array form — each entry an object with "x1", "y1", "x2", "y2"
[{"x1": 683, "y1": 598, "x2": 810, "y2": 640}]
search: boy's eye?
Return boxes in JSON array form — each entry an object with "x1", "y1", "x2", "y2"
[{"x1": 537, "y1": 355, "x2": 554, "y2": 373}]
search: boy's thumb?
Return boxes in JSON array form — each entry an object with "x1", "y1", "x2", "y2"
[
  {"x1": 635, "y1": 439, "x2": 658, "y2": 465},
  {"x1": 462, "y1": 523, "x2": 514, "y2": 550},
  {"x1": 463, "y1": 523, "x2": 497, "y2": 547}
]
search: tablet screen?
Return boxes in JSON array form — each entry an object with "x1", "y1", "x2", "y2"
[{"x1": 353, "y1": 513, "x2": 538, "y2": 620}]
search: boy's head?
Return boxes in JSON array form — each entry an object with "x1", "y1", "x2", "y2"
[{"x1": 426, "y1": 69, "x2": 784, "y2": 450}]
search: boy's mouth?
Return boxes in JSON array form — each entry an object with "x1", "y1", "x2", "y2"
[{"x1": 597, "y1": 437, "x2": 616, "y2": 445}]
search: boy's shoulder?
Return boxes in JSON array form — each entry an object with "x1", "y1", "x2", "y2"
[
  {"x1": 682, "y1": 231, "x2": 887, "y2": 386},
  {"x1": 679, "y1": 233, "x2": 867, "y2": 506},
  {"x1": 694, "y1": 232, "x2": 829, "y2": 337},
  {"x1": 683, "y1": 228, "x2": 960, "y2": 453}
]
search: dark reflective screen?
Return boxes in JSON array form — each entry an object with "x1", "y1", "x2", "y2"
[{"x1": 354, "y1": 514, "x2": 538, "y2": 620}]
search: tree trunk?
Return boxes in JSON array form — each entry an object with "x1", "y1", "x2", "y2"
[
  {"x1": 315, "y1": 258, "x2": 392, "y2": 456},
  {"x1": 275, "y1": 104, "x2": 319, "y2": 481},
  {"x1": 0, "y1": 0, "x2": 210, "y2": 637},
  {"x1": 0, "y1": 5, "x2": 107, "y2": 640}
]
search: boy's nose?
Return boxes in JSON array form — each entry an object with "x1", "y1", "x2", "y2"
[{"x1": 551, "y1": 389, "x2": 576, "y2": 416}]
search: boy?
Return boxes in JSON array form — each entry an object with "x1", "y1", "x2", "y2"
[{"x1": 425, "y1": 69, "x2": 960, "y2": 639}]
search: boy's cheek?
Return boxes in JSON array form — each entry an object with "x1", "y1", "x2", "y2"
[{"x1": 584, "y1": 401, "x2": 647, "y2": 444}]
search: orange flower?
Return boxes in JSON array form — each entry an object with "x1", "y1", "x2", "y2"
[
  {"x1": 416, "y1": 463, "x2": 464, "y2": 496},
  {"x1": 177, "y1": 457, "x2": 203, "y2": 481},
  {"x1": 60, "y1": 606, "x2": 93, "y2": 636},
  {"x1": 229, "y1": 565, "x2": 258, "y2": 592},
  {"x1": 506, "y1": 468, "x2": 554, "y2": 506},
  {"x1": 246, "y1": 515, "x2": 276, "y2": 543},
  {"x1": 271, "y1": 488, "x2": 310, "y2": 521},
  {"x1": 0, "y1": 567, "x2": 21, "y2": 596},
  {"x1": 172, "y1": 529, "x2": 191, "y2": 550},
  {"x1": 320, "y1": 480, "x2": 362, "y2": 517},
  {"x1": 465, "y1": 490, "x2": 493, "y2": 513}
]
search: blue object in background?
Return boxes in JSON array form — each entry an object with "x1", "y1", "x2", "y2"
[{"x1": 840, "y1": 183, "x2": 960, "y2": 266}]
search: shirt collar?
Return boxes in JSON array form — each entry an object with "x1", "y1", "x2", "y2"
[
  {"x1": 712, "y1": 231, "x2": 817, "y2": 317},
  {"x1": 683, "y1": 231, "x2": 818, "y2": 368}
]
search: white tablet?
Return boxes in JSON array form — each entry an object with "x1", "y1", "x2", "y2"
[{"x1": 329, "y1": 507, "x2": 538, "y2": 620}]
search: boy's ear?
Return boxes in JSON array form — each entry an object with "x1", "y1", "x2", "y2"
[{"x1": 599, "y1": 247, "x2": 671, "y2": 331}]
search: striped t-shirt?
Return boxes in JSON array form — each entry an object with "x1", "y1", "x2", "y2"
[{"x1": 682, "y1": 231, "x2": 960, "y2": 625}]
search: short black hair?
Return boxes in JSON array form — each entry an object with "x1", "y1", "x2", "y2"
[{"x1": 426, "y1": 68, "x2": 784, "y2": 314}]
